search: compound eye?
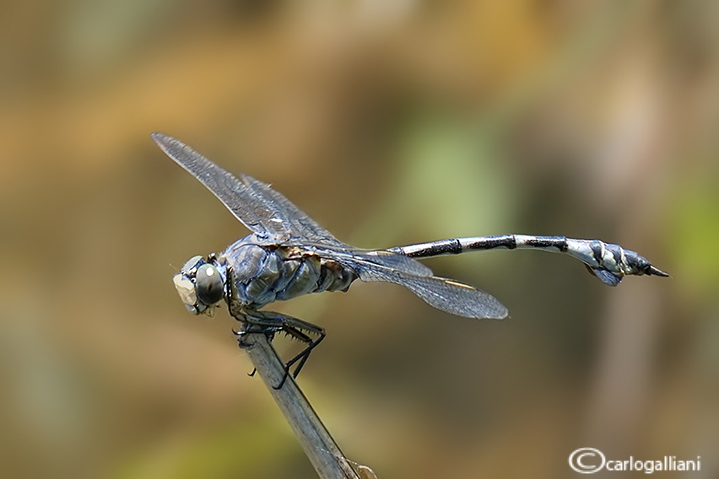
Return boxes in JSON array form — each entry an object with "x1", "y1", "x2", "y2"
[
  {"x1": 181, "y1": 255, "x2": 205, "y2": 274},
  {"x1": 196, "y1": 264, "x2": 224, "y2": 305}
]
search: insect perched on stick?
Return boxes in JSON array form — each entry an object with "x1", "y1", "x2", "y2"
[{"x1": 154, "y1": 133, "x2": 668, "y2": 387}]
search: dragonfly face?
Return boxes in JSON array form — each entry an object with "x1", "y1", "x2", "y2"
[{"x1": 173, "y1": 255, "x2": 225, "y2": 315}]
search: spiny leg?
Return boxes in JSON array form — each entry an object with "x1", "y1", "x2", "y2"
[
  {"x1": 235, "y1": 310, "x2": 325, "y2": 389},
  {"x1": 281, "y1": 326, "x2": 326, "y2": 387},
  {"x1": 389, "y1": 234, "x2": 668, "y2": 286}
]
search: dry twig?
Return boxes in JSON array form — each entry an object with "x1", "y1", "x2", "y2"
[{"x1": 239, "y1": 333, "x2": 376, "y2": 479}]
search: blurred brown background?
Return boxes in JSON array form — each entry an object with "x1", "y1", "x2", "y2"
[{"x1": 1, "y1": 1, "x2": 718, "y2": 478}]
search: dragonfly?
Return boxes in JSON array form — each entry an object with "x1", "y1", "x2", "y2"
[{"x1": 154, "y1": 133, "x2": 668, "y2": 386}]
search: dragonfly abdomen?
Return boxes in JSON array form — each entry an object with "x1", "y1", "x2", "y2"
[{"x1": 392, "y1": 234, "x2": 667, "y2": 286}]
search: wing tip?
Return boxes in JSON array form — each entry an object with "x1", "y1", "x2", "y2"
[
  {"x1": 151, "y1": 132, "x2": 177, "y2": 150},
  {"x1": 151, "y1": 131, "x2": 167, "y2": 142},
  {"x1": 484, "y1": 306, "x2": 509, "y2": 320}
]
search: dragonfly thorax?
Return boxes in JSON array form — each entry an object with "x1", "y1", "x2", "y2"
[{"x1": 223, "y1": 236, "x2": 357, "y2": 310}]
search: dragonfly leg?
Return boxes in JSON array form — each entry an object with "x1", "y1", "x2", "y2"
[
  {"x1": 235, "y1": 310, "x2": 325, "y2": 388},
  {"x1": 280, "y1": 326, "x2": 326, "y2": 388}
]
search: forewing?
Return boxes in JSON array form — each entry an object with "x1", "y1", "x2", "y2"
[
  {"x1": 240, "y1": 174, "x2": 346, "y2": 246},
  {"x1": 313, "y1": 247, "x2": 434, "y2": 278},
  {"x1": 402, "y1": 276, "x2": 508, "y2": 319},
  {"x1": 356, "y1": 267, "x2": 508, "y2": 319},
  {"x1": 153, "y1": 133, "x2": 291, "y2": 240}
]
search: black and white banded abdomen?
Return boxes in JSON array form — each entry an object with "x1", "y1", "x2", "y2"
[{"x1": 392, "y1": 234, "x2": 668, "y2": 287}]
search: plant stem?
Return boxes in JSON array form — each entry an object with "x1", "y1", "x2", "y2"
[{"x1": 240, "y1": 333, "x2": 374, "y2": 479}]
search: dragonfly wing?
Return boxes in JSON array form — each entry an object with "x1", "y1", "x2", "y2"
[
  {"x1": 402, "y1": 276, "x2": 508, "y2": 319},
  {"x1": 240, "y1": 173, "x2": 346, "y2": 246},
  {"x1": 312, "y1": 246, "x2": 434, "y2": 278},
  {"x1": 153, "y1": 133, "x2": 293, "y2": 240},
  {"x1": 356, "y1": 267, "x2": 508, "y2": 319}
]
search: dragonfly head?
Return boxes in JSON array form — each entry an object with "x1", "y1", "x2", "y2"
[{"x1": 173, "y1": 254, "x2": 225, "y2": 315}]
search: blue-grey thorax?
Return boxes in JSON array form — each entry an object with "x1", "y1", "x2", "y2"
[{"x1": 221, "y1": 235, "x2": 356, "y2": 309}]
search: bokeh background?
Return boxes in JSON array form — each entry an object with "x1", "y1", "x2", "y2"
[{"x1": 2, "y1": 1, "x2": 718, "y2": 478}]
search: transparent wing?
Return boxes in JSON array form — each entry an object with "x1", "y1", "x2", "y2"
[
  {"x1": 355, "y1": 266, "x2": 508, "y2": 319},
  {"x1": 313, "y1": 246, "x2": 434, "y2": 278},
  {"x1": 308, "y1": 246, "x2": 503, "y2": 317},
  {"x1": 154, "y1": 133, "x2": 439, "y2": 278},
  {"x1": 239, "y1": 173, "x2": 346, "y2": 246},
  {"x1": 153, "y1": 133, "x2": 338, "y2": 243}
]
